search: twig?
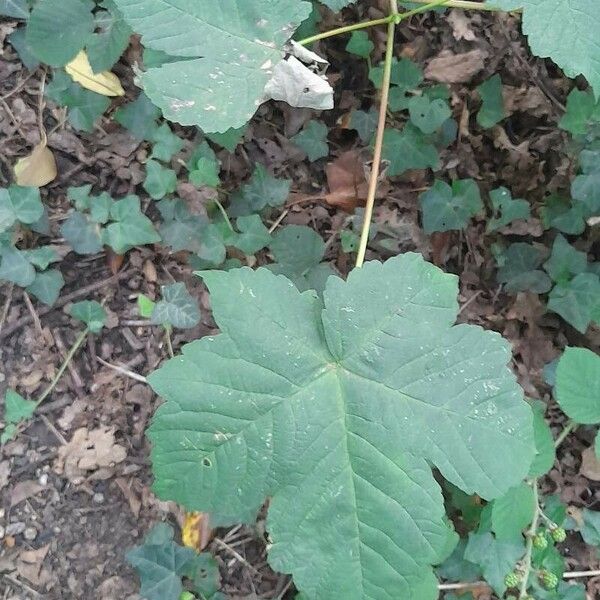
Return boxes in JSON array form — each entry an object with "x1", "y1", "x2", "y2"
[
  {"x1": 3, "y1": 575, "x2": 40, "y2": 598},
  {"x1": 564, "y1": 569, "x2": 600, "y2": 579},
  {"x1": 519, "y1": 479, "x2": 540, "y2": 599},
  {"x1": 213, "y1": 537, "x2": 260, "y2": 575},
  {"x1": 0, "y1": 269, "x2": 133, "y2": 340},
  {"x1": 554, "y1": 421, "x2": 577, "y2": 449},
  {"x1": 0, "y1": 283, "x2": 15, "y2": 335},
  {"x1": 95, "y1": 357, "x2": 147, "y2": 383},
  {"x1": 269, "y1": 209, "x2": 289, "y2": 233},
  {"x1": 458, "y1": 290, "x2": 482, "y2": 315},
  {"x1": 22, "y1": 290, "x2": 43, "y2": 335}
]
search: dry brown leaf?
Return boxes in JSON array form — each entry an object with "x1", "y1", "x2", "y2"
[
  {"x1": 115, "y1": 477, "x2": 142, "y2": 517},
  {"x1": 10, "y1": 480, "x2": 45, "y2": 507},
  {"x1": 65, "y1": 51, "x2": 125, "y2": 97},
  {"x1": 17, "y1": 544, "x2": 49, "y2": 586},
  {"x1": 182, "y1": 511, "x2": 214, "y2": 552},
  {"x1": 425, "y1": 49, "x2": 487, "y2": 83},
  {"x1": 580, "y1": 447, "x2": 600, "y2": 481},
  {"x1": 324, "y1": 150, "x2": 370, "y2": 211},
  {"x1": 13, "y1": 140, "x2": 57, "y2": 187},
  {"x1": 447, "y1": 10, "x2": 476, "y2": 41},
  {"x1": 54, "y1": 426, "x2": 127, "y2": 483},
  {"x1": 0, "y1": 461, "x2": 10, "y2": 490}
]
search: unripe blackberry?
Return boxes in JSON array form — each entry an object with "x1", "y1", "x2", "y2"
[
  {"x1": 551, "y1": 527, "x2": 566, "y2": 543},
  {"x1": 504, "y1": 571, "x2": 521, "y2": 588},
  {"x1": 533, "y1": 532, "x2": 548, "y2": 550},
  {"x1": 539, "y1": 569, "x2": 558, "y2": 590}
]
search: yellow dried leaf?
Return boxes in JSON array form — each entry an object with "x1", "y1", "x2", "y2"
[
  {"x1": 181, "y1": 511, "x2": 213, "y2": 552},
  {"x1": 14, "y1": 141, "x2": 57, "y2": 187},
  {"x1": 65, "y1": 51, "x2": 125, "y2": 97}
]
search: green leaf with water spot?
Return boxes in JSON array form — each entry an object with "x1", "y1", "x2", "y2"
[
  {"x1": 555, "y1": 347, "x2": 600, "y2": 424},
  {"x1": 113, "y1": 0, "x2": 312, "y2": 132},
  {"x1": 148, "y1": 253, "x2": 534, "y2": 600},
  {"x1": 420, "y1": 179, "x2": 483, "y2": 233}
]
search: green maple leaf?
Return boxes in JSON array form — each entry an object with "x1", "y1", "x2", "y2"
[
  {"x1": 148, "y1": 253, "x2": 534, "y2": 600},
  {"x1": 492, "y1": 0, "x2": 600, "y2": 95},
  {"x1": 113, "y1": 0, "x2": 312, "y2": 131}
]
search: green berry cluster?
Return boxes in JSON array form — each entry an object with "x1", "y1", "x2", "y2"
[
  {"x1": 504, "y1": 571, "x2": 521, "y2": 589},
  {"x1": 551, "y1": 526, "x2": 567, "y2": 543},
  {"x1": 539, "y1": 569, "x2": 559, "y2": 590},
  {"x1": 532, "y1": 532, "x2": 548, "y2": 550}
]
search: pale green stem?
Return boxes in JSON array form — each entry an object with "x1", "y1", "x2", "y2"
[
  {"x1": 298, "y1": 16, "x2": 392, "y2": 46},
  {"x1": 406, "y1": 0, "x2": 502, "y2": 10},
  {"x1": 36, "y1": 328, "x2": 89, "y2": 407},
  {"x1": 165, "y1": 326, "x2": 175, "y2": 358},
  {"x1": 519, "y1": 480, "x2": 540, "y2": 599},
  {"x1": 554, "y1": 420, "x2": 577, "y2": 449},
  {"x1": 213, "y1": 197, "x2": 234, "y2": 232}
]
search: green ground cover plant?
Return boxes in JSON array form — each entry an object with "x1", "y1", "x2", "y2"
[{"x1": 1, "y1": 0, "x2": 600, "y2": 599}]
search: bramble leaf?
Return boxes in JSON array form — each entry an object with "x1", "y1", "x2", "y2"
[
  {"x1": 529, "y1": 401, "x2": 555, "y2": 477},
  {"x1": 148, "y1": 253, "x2": 534, "y2": 600},
  {"x1": 70, "y1": 300, "x2": 107, "y2": 333},
  {"x1": 420, "y1": 179, "x2": 483, "y2": 233},
  {"x1": 555, "y1": 347, "x2": 600, "y2": 424},
  {"x1": 492, "y1": 0, "x2": 600, "y2": 96},
  {"x1": 491, "y1": 483, "x2": 535, "y2": 543},
  {"x1": 113, "y1": 0, "x2": 312, "y2": 131},
  {"x1": 152, "y1": 282, "x2": 201, "y2": 330},
  {"x1": 487, "y1": 187, "x2": 530, "y2": 232}
]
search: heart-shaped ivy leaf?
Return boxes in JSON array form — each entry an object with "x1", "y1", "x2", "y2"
[{"x1": 148, "y1": 253, "x2": 534, "y2": 600}]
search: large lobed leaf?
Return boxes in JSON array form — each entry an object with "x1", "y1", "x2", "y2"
[
  {"x1": 113, "y1": 0, "x2": 312, "y2": 131},
  {"x1": 493, "y1": 0, "x2": 600, "y2": 95},
  {"x1": 148, "y1": 253, "x2": 534, "y2": 600}
]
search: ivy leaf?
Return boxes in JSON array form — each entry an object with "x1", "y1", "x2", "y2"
[
  {"x1": 547, "y1": 273, "x2": 600, "y2": 333},
  {"x1": 8, "y1": 27, "x2": 40, "y2": 71},
  {"x1": 420, "y1": 179, "x2": 483, "y2": 233},
  {"x1": 541, "y1": 195, "x2": 587, "y2": 235},
  {"x1": 349, "y1": 108, "x2": 378, "y2": 143},
  {"x1": 487, "y1": 187, "x2": 530, "y2": 232},
  {"x1": 148, "y1": 253, "x2": 534, "y2": 600},
  {"x1": 27, "y1": 269, "x2": 65, "y2": 306},
  {"x1": 115, "y1": 92, "x2": 161, "y2": 140},
  {"x1": 382, "y1": 124, "x2": 439, "y2": 176},
  {"x1": 370, "y1": 57, "x2": 423, "y2": 90},
  {"x1": 580, "y1": 509, "x2": 600, "y2": 546},
  {"x1": 319, "y1": 0, "x2": 356, "y2": 10},
  {"x1": 496, "y1": 243, "x2": 552, "y2": 294},
  {"x1": 345, "y1": 30, "x2": 373, "y2": 58},
  {"x1": 86, "y1": 1, "x2": 131, "y2": 72},
  {"x1": 126, "y1": 523, "x2": 197, "y2": 600},
  {"x1": 152, "y1": 282, "x2": 200, "y2": 330},
  {"x1": 189, "y1": 158, "x2": 220, "y2": 188},
  {"x1": 229, "y1": 165, "x2": 291, "y2": 216},
  {"x1": 158, "y1": 199, "x2": 208, "y2": 253},
  {"x1": 4, "y1": 389, "x2": 36, "y2": 424},
  {"x1": 543, "y1": 235, "x2": 588, "y2": 284},
  {"x1": 291, "y1": 121, "x2": 329, "y2": 161},
  {"x1": 463, "y1": 532, "x2": 525, "y2": 596},
  {"x1": 492, "y1": 0, "x2": 600, "y2": 96},
  {"x1": 151, "y1": 124, "x2": 185, "y2": 162},
  {"x1": 102, "y1": 195, "x2": 161, "y2": 254},
  {"x1": 26, "y1": 0, "x2": 95, "y2": 66},
  {"x1": 571, "y1": 149, "x2": 600, "y2": 214},
  {"x1": 61, "y1": 212, "x2": 103, "y2": 254},
  {"x1": 144, "y1": 160, "x2": 178, "y2": 200},
  {"x1": 113, "y1": 0, "x2": 312, "y2": 131},
  {"x1": 268, "y1": 224, "x2": 333, "y2": 292},
  {"x1": 408, "y1": 96, "x2": 451, "y2": 134},
  {"x1": 0, "y1": 185, "x2": 44, "y2": 232},
  {"x1": 0, "y1": 246, "x2": 36, "y2": 286},
  {"x1": 21, "y1": 246, "x2": 60, "y2": 270},
  {"x1": 206, "y1": 126, "x2": 247, "y2": 152},
  {"x1": 233, "y1": 215, "x2": 271, "y2": 255},
  {"x1": 476, "y1": 74, "x2": 505, "y2": 129},
  {"x1": 558, "y1": 88, "x2": 600, "y2": 135},
  {"x1": 491, "y1": 483, "x2": 535, "y2": 543},
  {"x1": 138, "y1": 293, "x2": 156, "y2": 319},
  {"x1": 46, "y1": 71, "x2": 110, "y2": 132},
  {"x1": 70, "y1": 300, "x2": 107, "y2": 333},
  {"x1": 555, "y1": 347, "x2": 600, "y2": 424}
]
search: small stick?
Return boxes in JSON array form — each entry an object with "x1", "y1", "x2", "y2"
[
  {"x1": 95, "y1": 357, "x2": 147, "y2": 383},
  {"x1": 0, "y1": 269, "x2": 133, "y2": 340},
  {"x1": 22, "y1": 290, "x2": 43, "y2": 335},
  {"x1": 213, "y1": 537, "x2": 260, "y2": 575},
  {"x1": 0, "y1": 283, "x2": 14, "y2": 335}
]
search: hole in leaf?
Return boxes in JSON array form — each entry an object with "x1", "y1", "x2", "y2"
[{"x1": 202, "y1": 457, "x2": 212, "y2": 467}]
